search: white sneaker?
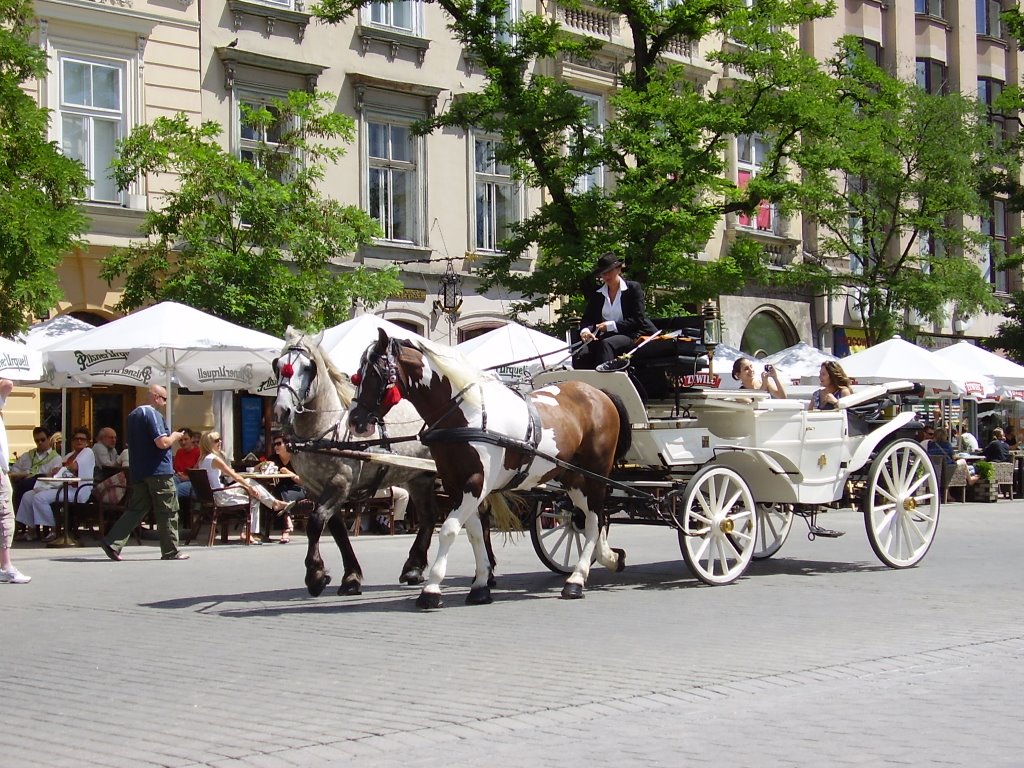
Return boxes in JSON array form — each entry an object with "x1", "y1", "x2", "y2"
[{"x1": 0, "y1": 567, "x2": 31, "y2": 584}]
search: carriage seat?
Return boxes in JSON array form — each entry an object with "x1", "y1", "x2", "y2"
[{"x1": 632, "y1": 317, "x2": 708, "y2": 399}]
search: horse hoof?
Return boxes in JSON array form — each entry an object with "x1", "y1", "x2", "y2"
[
  {"x1": 416, "y1": 591, "x2": 443, "y2": 610},
  {"x1": 338, "y1": 579, "x2": 362, "y2": 596},
  {"x1": 466, "y1": 586, "x2": 493, "y2": 605},
  {"x1": 306, "y1": 573, "x2": 331, "y2": 598},
  {"x1": 400, "y1": 568, "x2": 424, "y2": 585},
  {"x1": 613, "y1": 548, "x2": 626, "y2": 573},
  {"x1": 560, "y1": 582, "x2": 585, "y2": 599}
]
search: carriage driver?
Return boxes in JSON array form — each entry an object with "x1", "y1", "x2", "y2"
[{"x1": 574, "y1": 253, "x2": 658, "y2": 370}]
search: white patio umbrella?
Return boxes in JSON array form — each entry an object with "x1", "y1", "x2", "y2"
[
  {"x1": 833, "y1": 336, "x2": 994, "y2": 398},
  {"x1": 44, "y1": 302, "x2": 284, "y2": 422},
  {"x1": 763, "y1": 342, "x2": 838, "y2": 384},
  {"x1": 0, "y1": 336, "x2": 43, "y2": 381},
  {"x1": 457, "y1": 323, "x2": 571, "y2": 382},
  {"x1": 933, "y1": 341, "x2": 1024, "y2": 397},
  {"x1": 320, "y1": 314, "x2": 423, "y2": 374}
]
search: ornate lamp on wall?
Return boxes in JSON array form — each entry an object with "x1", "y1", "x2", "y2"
[{"x1": 433, "y1": 259, "x2": 463, "y2": 328}]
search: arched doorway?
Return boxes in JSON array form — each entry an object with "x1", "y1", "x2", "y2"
[{"x1": 739, "y1": 309, "x2": 795, "y2": 358}]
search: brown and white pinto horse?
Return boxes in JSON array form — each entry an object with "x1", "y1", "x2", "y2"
[{"x1": 348, "y1": 328, "x2": 632, "y2": 608}]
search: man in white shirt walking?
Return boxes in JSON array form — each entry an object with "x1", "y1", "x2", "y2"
[{"x1": 0, "y1": 379, "x2": 31, "y2": 584}]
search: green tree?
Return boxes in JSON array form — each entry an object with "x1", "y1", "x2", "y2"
[
  {"x1": 786, "y1": 40, "x2": 1004, "y2": 346},
  {"x1": 0, "y1": 0, "x2": 88, "y2": 337},
  {"x1": 100, "y1": 91, "x2": 399, "y2": 336},
  {"x1": 314, "y1": 0, "x2": 836, "y2": 329},
  {"x1": 985, "y1": 292, "x2": 1024, "y2": 363}
]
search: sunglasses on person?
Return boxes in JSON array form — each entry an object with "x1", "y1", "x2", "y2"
[{"x1": 273, "y1": 441, "x2": 284, "y2": 447}]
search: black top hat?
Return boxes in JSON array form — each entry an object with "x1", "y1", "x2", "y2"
[{"x1": 593, "y1": 253, "x2": 624, "y2": 276}]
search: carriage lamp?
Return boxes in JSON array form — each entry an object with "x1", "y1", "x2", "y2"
[
  {"x1": 433, "y1": 259, "x2": 463, "y2": 324},
  {"x1": 704, "y1": 301, "x2": 720, "y2": 354}
]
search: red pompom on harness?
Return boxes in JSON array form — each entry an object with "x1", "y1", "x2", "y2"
[
  {"x1": 382, "y1": 384, "x2": 402, "y2": 407},
  {"x1": 350, "y1": 371, "x2": 362, "y2": 385},
  {"x1": 280, "y1": 362, "x2": 294, "y2": 378}
]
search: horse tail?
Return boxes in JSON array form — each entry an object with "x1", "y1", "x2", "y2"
[
  {"x1": 602, "y1": 390, "x2": 632, "y2": 461},
  {"x1": 485, "y1": 492, "x2": 526, "y2": 536}
]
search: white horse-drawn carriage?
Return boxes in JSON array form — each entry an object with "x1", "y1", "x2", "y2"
[
  {"x1": 527, "y1": 367, "x2": 939, "y2": 586},
  {"x1": 341, "y1": 323, "x2": 940, "y2": 608}
]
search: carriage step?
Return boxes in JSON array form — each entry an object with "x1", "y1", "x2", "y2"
[{"x1": 808, "y1": 525, "x2": 845, "y2": 539}]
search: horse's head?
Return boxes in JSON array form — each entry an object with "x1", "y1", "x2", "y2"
[
  {"x1": 274, "y1": 327, "x2": 323, "y2": 424},
  {"x1": 349, "y1": 327, "x2": 405, "y2": 437}
]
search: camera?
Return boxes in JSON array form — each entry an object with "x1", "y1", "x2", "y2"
[{"x1": 764, "y1": 364, "x2": 773, "y2": 373}]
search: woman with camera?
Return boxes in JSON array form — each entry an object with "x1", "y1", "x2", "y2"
[{"x1": 732, "y1": 358, "x2": 787, "y2": 399}]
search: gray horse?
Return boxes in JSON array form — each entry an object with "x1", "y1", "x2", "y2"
[{"x1": 273, "y1": 327, "x2": 440, "y2": 595}]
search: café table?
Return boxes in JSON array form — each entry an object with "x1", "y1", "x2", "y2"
[{"x1": 36, "y1": 476, "x2": 82, "y2": 548}]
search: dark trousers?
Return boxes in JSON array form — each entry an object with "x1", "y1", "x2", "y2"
[
  {"x1": 105, "y1": 475, "x2": 180, "y2": 557},
  {"x1": 573, "y1": 333, "x2": 634, "y2": 369}
]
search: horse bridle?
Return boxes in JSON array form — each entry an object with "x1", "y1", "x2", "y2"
[
  {"x1": 353, "y1": 340, "x2": 400, "y2": 413},
  {"x1": 275, "y1": 345, "x2": 318, "y2": 413}
]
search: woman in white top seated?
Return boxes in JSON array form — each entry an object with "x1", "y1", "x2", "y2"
[
  {"x1": 16, "y1": 427, "x2": 95, "y2": 541},
  {"x1": 197, "y1": 431, "x2": 294, "y2": 542}
]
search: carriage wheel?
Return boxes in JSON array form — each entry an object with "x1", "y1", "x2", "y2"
[
  {"x1": 862, "y1": 439, "x2": 940, "y2": 568},
  {"x1": 530, "y1": 497, "x2": 588, "y2": 575},
  {"x1": 752, "y1": 502, "x2": 793, "y2": 560},
  {"x1": 677, "y1": 465, "x2": 757, "y2": 585}
]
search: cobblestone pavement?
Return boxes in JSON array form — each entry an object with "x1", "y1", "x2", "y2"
[{"x1": 4, "y1": 501, "x2": 1023, "y2": 767}]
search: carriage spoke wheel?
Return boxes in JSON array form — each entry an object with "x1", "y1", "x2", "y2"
[
  {"x1": 677, "y1": 466, "x2": 757, "y2": 585},
  {"x1": 530, "y1": 497, "x2": 589, "y2": 575},
  {"x1": 752, "y1": 502, "x2": 794, "y2": 560},
  {"x1": 863, "y1": 439, "x2": 940, "y2": 568}
]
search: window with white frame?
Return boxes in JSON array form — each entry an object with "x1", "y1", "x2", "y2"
[
  {"x1": 571, "y1": 92, "x2": 605, "y2": 194},
  {"x1": 368, "y1": 0, "x2": 421, "y2": 33},
  {"x1": 237, "y1": 93, "x2": 293, "y2": 182},
  {"x1": 473, "y1": 135, "x2": 518, "y2": 252},
  {"x1": 367, "y1": 117, "x2": 419, "y2": 243},
  {"x1": 846, "y1": 174, "x2": 865, "y2": 274},
  {"x1": 736, "y1": 133, "x2": 777, "y2": 234},
  {"x1": 58, "y1": 53, "x2": 127, "y2": 203}
]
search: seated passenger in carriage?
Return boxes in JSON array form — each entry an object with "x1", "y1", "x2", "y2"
[
  {"x1": 809, "y1": 361, "x2": 852, "y2": 411},
  {"x1": 573, "y1": 253, "x2": 657, "y2": 370},
  {"x1": 732, "y1": 358, "x2": 787, "y2": 399}
]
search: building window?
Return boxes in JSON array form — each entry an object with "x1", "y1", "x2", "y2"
[
  {"x1": 58, "y1": 54, "x2": 127, "y2": 203},
  {"x1": 739, "y1": 311, "x2": 792, "y2": 358},
  {"x1": 736, "y1": 133, "x2": 777, "y2": 234},
  {"x1": 915, "y1": 0, "x2": 945, "y2": 17},
  {"x1": 571, "y1": 91, "x2": 605, "y2": 194},
  {"x1": 472, "y1": 135, "x2": 518, "y2": 253},
  {"x1": 915, "y1": 58, "x2": 947, "y2": 95},
  {"x1": 981, "y1": 199, "x2": 1010, "y2": 293},
  {"x1": 860, "y1": 38, "x2": 883, "y2": 67},
  {"x1": 977, "y1": 0, "x2": 1003, "y2": 38},
  {"x1": 368, "y1": 0, "x2": 421, "y2": 33},
  {"x1": 979, "y1": 77, "x2": 1006, "y2": 146},
  {"x1": 367, "y1": 117, "x2": 419, "y2": 243},
  {"x1": 237, "y1": 93, "x2": 294, "y2": 182}
]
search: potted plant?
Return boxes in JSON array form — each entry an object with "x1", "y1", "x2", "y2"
[{"x1": 971, "y1": 460, "x2": 998, "y2": 503}]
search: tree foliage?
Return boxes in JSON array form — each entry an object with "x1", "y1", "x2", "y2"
[
  {"x1": 314, "y1": 0, "x2": 835, "y2": 329},
  {"x1": 100, "y1": 91, "x2": 398, "y2": 336},
  {"x1": 0, "y1": 0, "x2": 88, "y2": 337},
  {"x1": 786, "y1": 40, "x2": 1005, "y2": 346}
]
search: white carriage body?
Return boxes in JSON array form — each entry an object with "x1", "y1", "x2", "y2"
[{"x1": 532, "y1": 369, "x2": 917, "y2": 506}]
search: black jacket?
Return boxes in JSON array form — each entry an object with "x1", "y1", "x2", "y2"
[{"x1": 580, "y1": 280, "x2": 658, "y2": 340}]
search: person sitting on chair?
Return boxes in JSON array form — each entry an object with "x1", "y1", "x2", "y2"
[
  {"x1": 983, "y1": 427, "x2": 1011, "y2": 462},
  {"x1": 732, "y1": 358, "x2": 787, "y2": 399},
  {"x1": 197, "y1": 431, "x2": 295, "y2": 544},
  {"x1": 574, "y1": 253, "x2": 657, "y2": 370}
]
